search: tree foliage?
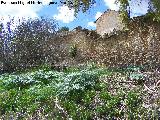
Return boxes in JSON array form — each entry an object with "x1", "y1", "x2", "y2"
[
  {"x1": 0, "y1": 17, "x2": 57, "y2": 72},
  {"x1": 0, "y1": 20, "x2": 15, "y2": 72},
  {"x1": 62, "y1": 0, "x2": 96, "y2": 14},
  {"x1": 64, "y1": 0, "x2": 160, "y2": 24},
  {"x1": 12, "y1": 17, "x2": 57, "y2": 69},
  {"x1": 149, "y1": 0, "x2": 160, "y2": 21},
  {"x1": 116, "y1": 0, "x2": 160, "y2": 24}
]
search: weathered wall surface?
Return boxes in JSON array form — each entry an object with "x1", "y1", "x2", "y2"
[
  {"x1": 96, "y1": 10, "x2": 124, "y2": 36},
  {"x1": 44, "y1": 28, "x2": 101, "y2": 66},
  {"x1": 93, "y1": 17, "x2": 160, "y2": 68},
  {"x1": 47, "y1": 17, "x2": 160, "y2": 68}
]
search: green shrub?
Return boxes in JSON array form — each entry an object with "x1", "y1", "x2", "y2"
[
  {"x1": 1, "y1": 75, "x2": 38, "y2": 90},
  {"x1": 0, "y1": 69, "x2": 65, "y2": 90},
  {"x1": 56, "y1": 69, "x2": 101, "y2": 97},
  {"x1": 69, "y1": 44, "x2": 77, "y2": 58}
]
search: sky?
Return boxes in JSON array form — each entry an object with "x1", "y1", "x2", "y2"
[{"x1": 0, "y1": 0, "x2": 150, "y2": 30}]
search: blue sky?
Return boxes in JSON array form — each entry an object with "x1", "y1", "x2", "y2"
[{"x1": 0, "y1": 0, "x2": 149, "y2": 30}]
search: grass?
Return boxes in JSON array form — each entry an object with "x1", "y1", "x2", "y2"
[{"x1": 0, "y1": 63, "x2": 159, "y2": 119}]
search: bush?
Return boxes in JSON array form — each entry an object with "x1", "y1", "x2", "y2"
[{"x1": 69, "y1": 44, "x2": 77, "y2": 58}]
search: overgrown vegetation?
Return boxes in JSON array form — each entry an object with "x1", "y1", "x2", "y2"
[
  {"x1": 69, "y1": 44, "x2": 77, "y2": 58},
  {"x1": 0, "y1": 17, "x2": 57, "y2": 73},
  {"x1": 58, "y1": 0, "x2": 160, "y2": 26},
  {"x1": 0, "y1": 3, "x2": 160, "y2": 119},
  {"x1": 0, "y1": 64, "x2": 159, "y2": 119},
  {"x1": 117, "y1": 0, "x2": 160, "y2": 27}
]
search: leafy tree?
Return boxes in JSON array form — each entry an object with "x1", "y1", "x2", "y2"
[
  {"x1": 115, "y1": 0, "x2": 160, "y2": 24},
  {"x1": 61, "y1": 0, "x2": 96, "y2": 14},
  {"x1": 10, "y1": 17, "x2": 57, "y2": 70},
  {"x1": 0, "y1": 21, "x2": 15, "y2": 73},
  {"x1": 62, "y1": 0, "x2": 160, "y2": 23},
  {"x1": 0, "y1": 24, "x2": 4, "y2": 71}
]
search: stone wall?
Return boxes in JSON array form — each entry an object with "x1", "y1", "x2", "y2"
[
  {"x1": 96, "y1": 10, "x2": 124, "y2": 36},
  {"x1": 43, "y1": 28, "x2": 101, "y2": 66},
  {"x1": 48, "y1": 17, "x2": 160, "y2": 68},
  {"x1": 92, "y1": 17, "x2": 160, "y2": 68}
]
